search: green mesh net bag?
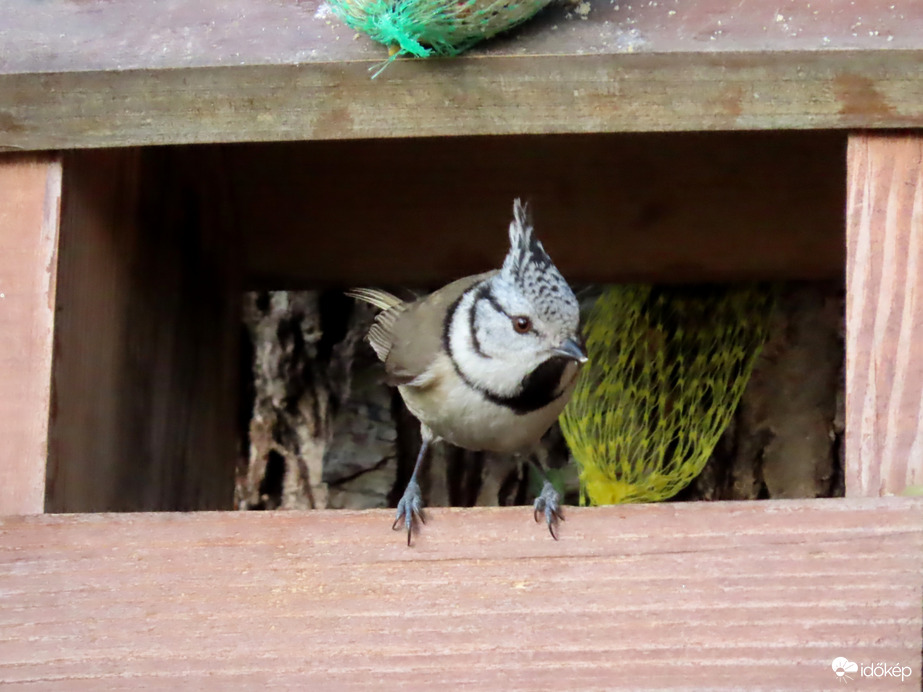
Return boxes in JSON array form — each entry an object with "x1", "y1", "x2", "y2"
[
  {"x1": 328, "y1": 0, "x2": 553, "y2": 76},
  {"x1": 560, "y1": 284, "x2": 774, "y2": 505}
]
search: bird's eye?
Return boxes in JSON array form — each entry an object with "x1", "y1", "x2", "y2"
[{"x1": 512, "y1": 316, "x2": 532, "y2": 334}]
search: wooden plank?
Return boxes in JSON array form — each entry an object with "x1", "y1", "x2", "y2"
[
  {"x1": 46, "y1": 149, "x2": 241, "y2": 512},
  {"x1": 0, "y1": 154, "x2": 61, "y2": 514},
  {"x1": 235, "y1": 132, "x2": 846, "y2": 287},
  {"x1": 4, "y1": 0, "x2": 922, "y2": 73},
  {"x1": 846, "y1": 135, "x2": 923, "y2": 497},
  {"x1": 0, "y1": 499, "x2": 920, "y2": 689},
  {"x1": 1, "y1": 0, "x2": 922, "y2": 149}
]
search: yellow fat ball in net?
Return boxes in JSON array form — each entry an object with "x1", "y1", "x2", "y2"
[{"x1": 561, "y1": 284, "x2": 774, "y2": 506}]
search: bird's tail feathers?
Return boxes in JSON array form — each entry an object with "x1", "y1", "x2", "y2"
[
  {"x1": 347, "y1": 288, "x2": 407, "y2": 362},
  {"x1": 346, "y1": 288, "x2": 405, "y2": 312}
]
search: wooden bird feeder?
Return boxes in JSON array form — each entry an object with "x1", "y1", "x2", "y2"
[{"x1": 0, "y1": 0, "x2": 921, "y2": 688}]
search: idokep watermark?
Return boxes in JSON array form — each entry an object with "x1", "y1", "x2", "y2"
[{"x1": 831, "y1": 657, "x2": 913, "y2": 683}]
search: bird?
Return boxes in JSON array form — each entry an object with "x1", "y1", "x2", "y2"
[{"x1": 348, "y1": 199, "x2": 586, "y2": 545}]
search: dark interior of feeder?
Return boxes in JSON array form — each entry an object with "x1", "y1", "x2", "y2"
[{"x1": 45, "y1": 130, "x2": 846, "y2": 514}]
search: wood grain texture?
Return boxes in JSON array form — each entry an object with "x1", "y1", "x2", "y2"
[
  {"x1": 0, "y1": 499, "x2": 920, "y2": 689},
  {"x1": 0, "y1": 154, "x2": 61, "y2": 514},
  {"x1": 846, "y1": 135, "x2": 923, "y2": 497},
  {"x1": 0, "y1": 0, "x2": 922, "y2": 149},
  {"x1": 46, "y1": 149, "x2": 241, "y2": 512},
  {"x1": 234, "y1": 132, "x2": 846, "y2": 287},
  {"x1": 4, "y1": 0, "x2": 922, "y2": 73}
]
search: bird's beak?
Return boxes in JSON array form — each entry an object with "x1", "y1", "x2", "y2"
[{"x1": 553, "y1": 337, "x2": 588, "y2": 363}]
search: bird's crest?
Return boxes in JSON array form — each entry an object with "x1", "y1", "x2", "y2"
[
  {"x1": 499, "y1": 199, "x2": 578, "y2": 325},
  {"x1": 501, "y1": 199, "x2": 554, "y2": 284}
]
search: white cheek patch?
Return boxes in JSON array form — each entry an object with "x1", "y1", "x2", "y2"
[
  {"x1": 474, "y1": 308, "x2": 537, "y2": 357},
  {"x1": 449, "y1": 289, "x2": 544, "y2": 397}
]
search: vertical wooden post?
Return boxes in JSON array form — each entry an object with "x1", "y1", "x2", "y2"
[
  {"x1": 0, "y1": 155, "x2": 62, "y2": 514},
  {"x1": 846, "y1": 135, "x2": 923, "y2": 497},
  {"x1": 46, "y1": 148, "x2": 240, "y2": 512}
]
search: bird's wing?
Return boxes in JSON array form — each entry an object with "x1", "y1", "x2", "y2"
[
  {"x1": 351, "y1": 272, "x2": 497, "y2": 387},
  {"x1": 385, "y1": 272, "x2": 494, "y2": 386}
]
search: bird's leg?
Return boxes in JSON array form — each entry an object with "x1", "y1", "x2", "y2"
[
  {"x1": 393, "y1": 435, "x2": 430, "y2": 546},
  {"x1": 531, "y1": 458, "x2": 564, "y2": 540}
]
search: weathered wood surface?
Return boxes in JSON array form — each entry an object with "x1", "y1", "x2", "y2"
[
  {"x1": 5, "y1": 0, "x2": 922, "y2": 73},
  {"x1": 0, "y1": 154, "x2": 61, "y2": 515},
  {"x1": 0, "y1": 499, "x2": 920, "y2": 689},
  {"x1": 234, "y1": 132, "x2": 846, "y2": 287},
  {"x1": 1, "y1": 1, "x2": 922, "y2": 149},
  {"x1": 846, "y1": 135, "x2": 923, "y2": 498},
  {"x1": 46, "y1": 148, "x2": 241, "y2": 512}
]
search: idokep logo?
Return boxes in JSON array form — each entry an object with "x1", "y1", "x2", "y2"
[
  {"x1": 831, "y1": 657, "x2": 913, "y2": 683},
  {"x1": 832, "y1": 658, "x2": 858, "y2": 681}
]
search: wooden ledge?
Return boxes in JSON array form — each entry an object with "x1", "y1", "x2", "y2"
[
  {"x1": 1, "y1": 1, "x2": 923, "y2": 149},
  {"x1": 2, "y1": 498, "x2": 921, "y2": 688}
]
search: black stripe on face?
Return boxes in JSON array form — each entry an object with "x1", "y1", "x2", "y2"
[
  {"x1": 481, "y1": 285, "x2": 510, "y2": 320},
  {"x1": 468, "y1": 284, "x2": 496, "y2": 358},
  {"x1": 443, "y1": 281, "x2": 491, "y2": 368}
]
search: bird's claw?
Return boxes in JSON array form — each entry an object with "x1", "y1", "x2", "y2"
[
  {"x1": 533, "y1": 480, "x2": 564, "y2": 540},
  {"x1": 392, "y1": 480, "x2": 425, "y2": 546}
]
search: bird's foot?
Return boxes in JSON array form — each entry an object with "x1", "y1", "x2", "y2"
[
  {"x1": 533, "y1": 480, "x2": 564, "y2": 540},
  {"x1": 392, "y1": 479, "x2": 425, "y2": 546}
]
